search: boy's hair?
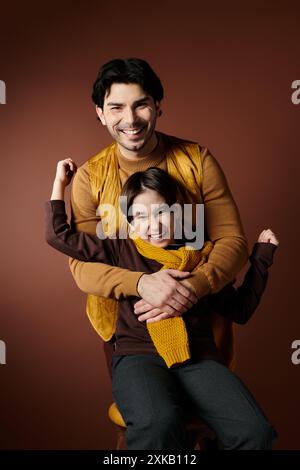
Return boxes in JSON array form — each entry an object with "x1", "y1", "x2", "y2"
[
  {"x1": 120, "y1": 167, "x2": 178, "y2": 223},
  {"x1": 91, "y1": 57, "x2": 164, "y2": 119}
]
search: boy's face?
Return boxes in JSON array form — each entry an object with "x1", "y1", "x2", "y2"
[
  {"x1": 95, "y1": 83, "x2": 161, "y2": 155},
  {"x1": 129, "y1": 189, "x2": 175, "y2": 247}
]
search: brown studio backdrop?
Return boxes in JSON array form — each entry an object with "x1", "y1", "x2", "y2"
[{"x1": 0, "y1": 1, "x2": 299, "y2": 450}]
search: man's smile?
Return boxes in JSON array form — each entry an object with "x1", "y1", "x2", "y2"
[{"x1": 119, "y1": 126, "x2": 146, "y2": 138}]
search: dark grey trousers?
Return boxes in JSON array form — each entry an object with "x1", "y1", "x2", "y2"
[{"x1": 111, "y1": 354, "x2": 278, "y2": 450}]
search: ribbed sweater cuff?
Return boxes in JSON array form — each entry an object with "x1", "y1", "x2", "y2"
[
  {"x1": 163, "y1": 344, "x2": 191, "y2": 368},
  {"x1": 122, "y1": 271, "x2": 145, "y2": 297},
  {"x1": 249, "y1": 242, "x2": 277, "y2": 268},
  {"x1": 186, "y1": 269, "x2": 212, "y2": 298}
]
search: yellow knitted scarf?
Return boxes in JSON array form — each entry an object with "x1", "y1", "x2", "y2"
[{"x1": 131, "y1": 234, "x2": 214, "y2": 367}]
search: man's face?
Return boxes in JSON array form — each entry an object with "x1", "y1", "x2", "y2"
[{"x1": 95, "y1": 83, "x2": 161, "y2": 154}]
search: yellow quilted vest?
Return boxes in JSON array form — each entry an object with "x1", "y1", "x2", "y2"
[{"x1": 85, "y1": 131, "x2": 235, "y2": 370}]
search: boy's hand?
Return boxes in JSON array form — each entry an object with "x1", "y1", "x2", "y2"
[
  {"x1": 55, "y1": 158, "x2": 77, "y2": 187},
  {"x1": 258, "y1": 228, "x2": 279, "y2": 246}
]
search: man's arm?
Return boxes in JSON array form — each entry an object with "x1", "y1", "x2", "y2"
[
  {"x1": 186, "y1": 147, "x2": 249, "y2": 298},
  {"x1": 68, "y1": 162, "x2": 144, "y2": 299},
  {"x1": 209, "y1": 242, "x2": 277, "y2": 324}
]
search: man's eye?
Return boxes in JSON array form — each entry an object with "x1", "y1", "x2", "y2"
[{"x1": 111, "y1": 104, "x2": 146, "y2": 110}]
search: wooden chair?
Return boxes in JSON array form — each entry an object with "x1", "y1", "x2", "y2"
[{"x1": 108, "y1": 401, "x2": 219, "y2": 450}]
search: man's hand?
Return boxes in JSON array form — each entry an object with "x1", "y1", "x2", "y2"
[{"x1": 135, "y1": 270, "x2": 198, "y2": 323}]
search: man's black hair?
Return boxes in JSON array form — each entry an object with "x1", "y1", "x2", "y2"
[{"x1": 92, "y1": 58, "x2": 164, "y2": 118}]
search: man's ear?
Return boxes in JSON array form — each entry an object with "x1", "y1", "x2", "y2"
[
  {"x1": 155, "y1": 100, "x2": 163, "y2": 117},
  {"x1": 95, "y1": 105, "x2": 106, "y2": 125}
]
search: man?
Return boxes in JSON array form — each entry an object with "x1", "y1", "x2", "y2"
[
  {"x1": 69, "y1": 58, "x2": 248, "y2": 317},
  {"x1": 67, "y1": 58, "x2": 278, "y2": 450}
]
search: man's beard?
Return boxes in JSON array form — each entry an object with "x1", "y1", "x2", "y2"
[{"x1": 113, "y1": 119, "x2": 157, "y2": 152}]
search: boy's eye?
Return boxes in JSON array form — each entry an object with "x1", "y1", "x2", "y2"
[{"x1": 156, "y1": 207, "x2": 170, "y2": 216}]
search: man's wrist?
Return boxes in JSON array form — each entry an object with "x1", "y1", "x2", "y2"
[
  {"x1": 136, "y1": 273, "x2": 147, "y2": 297},
  {"x1": 186, "y1": 270, "x2": 212, "y2": 299},
  {"x1": 181, "y1": 279, "x2": 197, "y2": 296}
]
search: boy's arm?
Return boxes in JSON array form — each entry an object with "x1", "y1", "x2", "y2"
[
  {"x1": 45, "y1": 199, "x2": 120, "y2": 264},
  {"x1": 187, "y1": 148, "x2": 249, "y2": 298},
  {"x1": 67, "y1": 163, "x2": 144, "y2": 299},
  {"x1": 209, "y1": 242, "x2": 278, "y2": 324}
]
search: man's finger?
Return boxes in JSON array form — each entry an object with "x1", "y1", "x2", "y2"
[
  {"x1": 138, "y1": 305, "x2": 178, "y2": 322},
  {"x1": 172, "y1": 291, "x2": 194, "y2": 310},
  {"x1": 134, "y1": 298, "x2": 147, "y2": 309},
  {"x1": 175, "y1": 282, "x2": 198, "y2": 304},
  {"x1": 164, "y1": 297, "x2": 188, "y2": 314},
  {"x1": 165, "y1": 269, "x2": 191, "y2": 278},
  {"x1": 134, "y1": 301, "x2": 155, "y2": 314},
  {"x1": 147, "y1": 313, "x2": 170, "y2": 323},
  {"x1": 137, "y1": 308, "x2": 162, "y2": 322}
]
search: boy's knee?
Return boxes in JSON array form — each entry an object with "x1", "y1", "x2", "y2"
[
  {"x1": 126, "y1": 408, "x2": 186, "y2": 450},
  {"x1": 224, "y1": 419, "x2": 278, "y2": 450},
  {"x1": 243, "y1": 420, "x2": 278, "y2": 450},
  {"x1": 144, "y1": 407, "x2": 184, "y2": 434}
]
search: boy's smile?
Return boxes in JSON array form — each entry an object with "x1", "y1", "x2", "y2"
[{"x1": 129, "y1": 188, "x2": 176, "y2": 248}]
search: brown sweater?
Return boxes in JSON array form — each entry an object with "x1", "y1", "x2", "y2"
[
  {"x1": 68, "y1": 131, "x2": 249, "y2": 301},
  {"x1": 45, "y1": 199, "x2": 277, "y2": 377}
]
